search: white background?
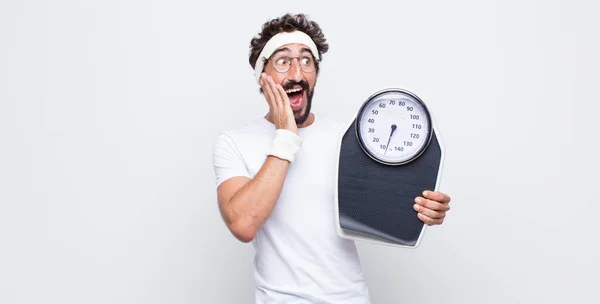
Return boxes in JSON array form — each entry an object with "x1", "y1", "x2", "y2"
[{"x1": 1, "y1": 0, "x2": 599, "y2": 303}]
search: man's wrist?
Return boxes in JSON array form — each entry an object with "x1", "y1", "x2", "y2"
[{"x1": 268, "y1": 129, "x2": 303, "y2": 162}]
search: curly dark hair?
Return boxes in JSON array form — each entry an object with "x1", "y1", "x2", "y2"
[{"x1": 248, "y1": 13, "x2": 329, "y2": 73}]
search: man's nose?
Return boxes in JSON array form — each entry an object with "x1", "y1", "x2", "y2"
[{"x1": 287, "y1": 59, "x2": 303, "y2": 81}]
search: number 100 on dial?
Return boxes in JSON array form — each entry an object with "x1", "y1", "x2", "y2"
[{"x1": 355, "y1": 88, "x2": 433, "y2": 166}]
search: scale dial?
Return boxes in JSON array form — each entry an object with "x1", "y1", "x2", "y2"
[{"x1": 355, "y1": 89, "x2": 433, "y2": 165}]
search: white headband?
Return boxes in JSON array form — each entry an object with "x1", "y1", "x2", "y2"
[{"x1": 253, "y1": 30, "x2": 321, "y2": 84}]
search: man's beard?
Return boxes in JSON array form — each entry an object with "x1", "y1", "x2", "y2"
[
  {"x1": 292, "y1": 87, "x2": 313, "y2": 125},
  {"x1": 259, "y1": 79, "x2": 315, "y2": 126},
  {"x1": 281, "y1": 80, "x2": 313, "y2": 125}
]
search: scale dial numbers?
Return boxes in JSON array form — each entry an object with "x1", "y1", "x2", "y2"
[{"x1": 356, "y1": 90, "x2": 432, "y2": 165}]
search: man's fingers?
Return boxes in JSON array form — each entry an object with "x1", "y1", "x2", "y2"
[
  {"x1": 415, "y1": 191, "x2": 450, "y2": 226},
  {"x1": 272, "y1": 81, "x2": 285, "y2": 105},
  {"x1": 415, "y1": 197, "x2": 450, "y2": 212},
  {"x1": 267, "y1": 76, "x2": 284, "y2": 109},
  {"x1": 262, "y1": 74, "x2": 277, "y2": 111},
  {"x1": 275, "y1": 84, "x2": 292, "y2": 112},
  {"x1": 417, "y1": 213, "x2": 444, "y2": 226},
  {"x1": 423, "y1": 190, "x2": 451, "y2": 203},
  {"x1": 413, "y1": 203, "x2": 446, "y2": 219}
]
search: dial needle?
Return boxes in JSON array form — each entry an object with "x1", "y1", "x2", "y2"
[{"x1": 385, "y1": 124, "x2": 397, "y2": 155}]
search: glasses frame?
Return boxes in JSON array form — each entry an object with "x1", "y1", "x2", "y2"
[{"x1": 268, "y1": 54, "x2": 319, "y2": 74}]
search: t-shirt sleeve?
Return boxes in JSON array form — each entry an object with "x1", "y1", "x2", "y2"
[{"x1": 212, "y1": 131, "x2": 251, "y2": 188}]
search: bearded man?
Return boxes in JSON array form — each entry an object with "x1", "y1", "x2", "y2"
[{"x1": 212, "y1": 13, "x2": 452, "y2": 303}]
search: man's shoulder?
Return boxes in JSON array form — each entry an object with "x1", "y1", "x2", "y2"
[
  {"x1": 315, "y1": 113, "x2": 350, "y2": 133},
  {"x1": 214, "y1": 117, "x2": 272, "y2": 148},
  {"x1": 219, "y1": 116, "x2": 271, "y2": 135}
]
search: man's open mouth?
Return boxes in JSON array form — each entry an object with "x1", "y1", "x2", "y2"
[{"x1": 285, "y1": 87, "x2": 304, "y2": 108}]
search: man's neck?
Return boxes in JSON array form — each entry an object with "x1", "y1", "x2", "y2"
[{"x1": 264, "y1": 112, "x2": 315, "y2": 128}]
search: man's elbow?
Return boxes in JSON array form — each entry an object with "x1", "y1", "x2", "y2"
[{"x1": 230, "y1": 221, "x2": 257, "y2": 243}]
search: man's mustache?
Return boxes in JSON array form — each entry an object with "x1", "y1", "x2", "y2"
[{"x1": 282, "y1": 80, "x2": 309, "y2": 92}]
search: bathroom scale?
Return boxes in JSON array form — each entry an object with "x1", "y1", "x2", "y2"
[{"x1": 334, "y1": 88, "x2": 445, "y2": 248}]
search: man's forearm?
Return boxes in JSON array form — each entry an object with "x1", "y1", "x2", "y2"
[{"x1": 223, "y1": 156, "x2": 290, "y2": 241}]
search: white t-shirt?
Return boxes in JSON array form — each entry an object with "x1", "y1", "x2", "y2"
[{"x1": 212, "y1": 113, "x2": 371, "y2": 303}]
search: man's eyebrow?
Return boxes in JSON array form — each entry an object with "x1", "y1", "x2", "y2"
[
  {"x1": 270, "y1": 47, "x2": 316, "y2": 58},
  {"x1": 270, "y1": 47, "x2": 290, "y2": 58},
  {"x1": 300, "y1": 47, "x2": 314, "y2": 55}
]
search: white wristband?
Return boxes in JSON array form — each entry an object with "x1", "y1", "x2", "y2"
[{"x1": 268, "y1": 129, "x2": 303, "y2": 162}]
